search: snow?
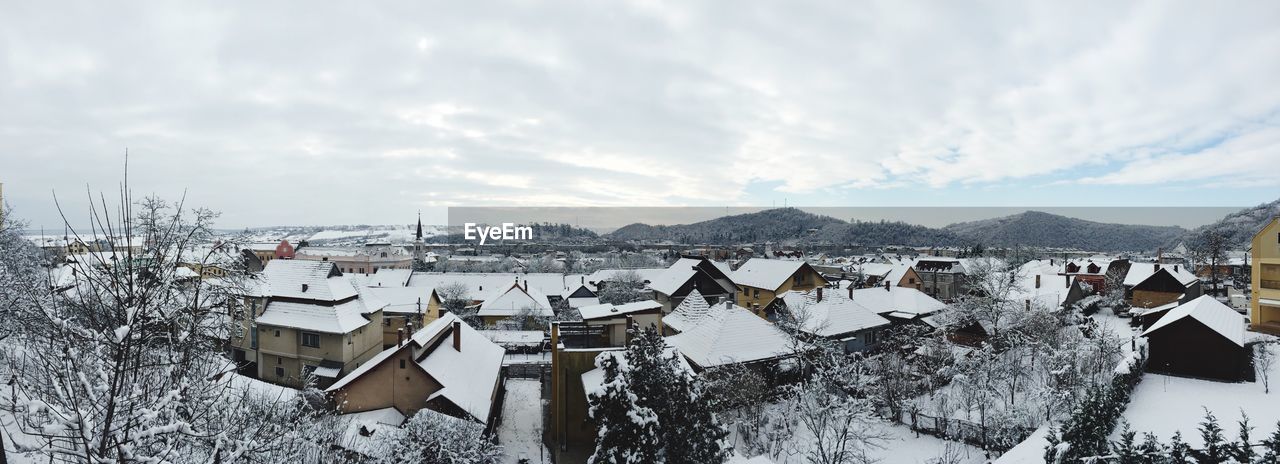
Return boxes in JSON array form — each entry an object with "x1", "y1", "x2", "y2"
[
  {"x1": 662, "y1": 288, "x2": 712, "y2": 333},
  {"x1": 475, "y1": 283, "x2": 554, "y2": 317},
  {"x1": 779, "y1": 290, "x2": 891, "y2": 338},
  {"x1": 254, "y1": 297, "x2": 379, "y2": 334},
  {"x1": 849, "y1": 285, "x2": 946, "y2": 318},
  {"x1": 1142, "y1": 295, "x2": 1246, "y2": 346},
  {"x1": 649, "y1": 259, "x2": 701, "y2": 296},
  {"x1": 497, "y1": 379, "x2": 551, "y2": 463},
  {"x1": 413, "y1": 314, "x2": 507, "y2": 422},
  {"x1": 732, "y1": 258, "x2": 806, "y2": 291},
  {"x1": 992, "y1": 426, "x2": 1051, "y2": 464},
  {"x1": 665, "y1": 303, "x2": 800, "y2": 368},
  {"x1": 1123, "y1": 263, "x2": 1198, "y2": 287},
  {"x1": 1116, "y1": 343, "x2": 1280, "y2": 447},
  {"x1": 260, "y1": 259, "x2": 358, "y2": 301},
  {"x1": 578, "y1": 300, "x2": 662, "y2": 321}
]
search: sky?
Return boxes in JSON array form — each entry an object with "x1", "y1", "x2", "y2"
[{"x1": 2, "y1": 1, "x2": 1280, "y2": 230}]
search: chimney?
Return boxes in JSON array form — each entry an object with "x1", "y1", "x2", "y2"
[
  {"x1": 1050, "y1": 258, "x2": 1054, "y2": 266},
  {"x1": 1035, "y1": 275, "x2": 1041, "y2": 289},
  {"x1": 397, "y1": 327, "x2": 405, "y2": 347},
  {"x1": 816, "y1": 287, "x2": 823, "y2": 303},
  {"x1": 452, "y1": 321, "x2": 462, "y2": 352},
  {"x1": 301, "y1": 283, "x2": 309, "y2": 293},
  {"x1": 581, "y1": 275, "x2": 585, "y2": 284},
  {"x1": 848, "y1": 285, "x2": 854, "y2": 300},
  {"x1": 884, "y1": 281, "x2": 891, "y2": 292},
  {"x1": 524, "y1": 280, "x2": 528, "y2": 292},
  {"x1": 1066, "y1": 275, "x2": 1070, "y2": 288},
  {"x1": 1173, "y1": 264, "x2": 1179, "y2": 273}
]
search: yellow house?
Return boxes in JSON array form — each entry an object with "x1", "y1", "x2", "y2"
[
  {"x1": 1252, "y1": 217, "x2": 1280, "y2": 333},
  {"x1": 732, "y1": 258, "x2": 828, "y2": 317}
]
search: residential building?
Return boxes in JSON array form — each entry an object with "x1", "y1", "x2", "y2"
[
  {"x1": 664, "y1": 301, "x2": 803, "y2": 372},
  {"x1": 469, "y1": 279, "x2": 554, "y2": 325},
  {"x1": 1123, "y1": 262, "x2": 1202, "y2": 309},
  {"x1": 846, "y1": 283, "x2": 946, "y2": 324},
  {"x1": 325, "y1": 313, "x2": 505, "y2": 427},
  {"x1": 246, "y1": 240, "x2": 295, "y2": 267},
  {"x1": 296, "y1": 243, "x2": 413, "y2": 275},
  {"x1": 229, "y1": 260, "x2": 386, "y2": 389},
  {"x1": 912, "y1": 258, "x2": 969, "y2": 302},
  {"x1": 778, "y1": 288, "x2": 891, "y2": 353},
  {"x1": 732, "y1": 258, "x2": 828, "y2": 318},
  {"x1": 578, "y1": 300, "x2": 664, "y2": 341},
  {"x1": 1252, "y1": 218, "x2": 1280, "y2": 333},
  {"x1": 649, "y1": 257, "x2": 737, "y2": 313},
  {"x1": 548, "y1": 320, "x2": 627, "y2": 463},
  {"x1": 1142, "y1": 295, "x2": 1247, "y2": 381}
]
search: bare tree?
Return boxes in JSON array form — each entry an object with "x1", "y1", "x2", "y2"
[
  {"x1": 1191, "y1": 230, "x2": 1230, "y2": 297},
  {"x1": 0, "y1": 179, "x2": 333, "y2": 462},
  {"x1": 1258, "y1": 342, "x2": 1276, "y2": 394}
]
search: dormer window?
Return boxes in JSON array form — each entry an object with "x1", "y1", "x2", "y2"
[{"x1": 301, "y1": 284, "x2": 309, "y2": 292}]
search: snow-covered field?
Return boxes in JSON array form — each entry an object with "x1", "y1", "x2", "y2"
[
  {"x1": 498, "y1": 379, "x2": 550, "y2": 464},
  {"x1": 1115, "y1": 341, "x2": 1280, "y2": 448}
]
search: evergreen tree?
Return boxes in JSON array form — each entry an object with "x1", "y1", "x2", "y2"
[
  {"x1": 1138, "y1": 432, "x2": 1166, "y2": 464},
  {"x1": 1168, "y1": 432, "x2": 1192, "y2": 464},
  {"x1": 587, "y1": 355, "x2": 662, "y2": 464},
  {"x1": 1192, "y1": 410, "x2": 1229, "y2": 463},
  {"x1": 625, "y1": 328, "x2": 731, "y2": 464},
  {"x1": 1112, "y1": 422, "x2": 1140, "y2": 464},
  {"x1": 1262, "y1": 421, "x2": 1280, "y2": 463},
  {"x1": 1230, "y1": 412, "x2": 1255, "y2": 464},
  {"x1": 1043, "y1": 425, "x2": 1063, "y2": 464}
]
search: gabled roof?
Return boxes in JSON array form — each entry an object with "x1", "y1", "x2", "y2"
[
  {"x1": 261, "y1": 259, "x2": 356, "y2": 301},
  {"x1": 363, "y1": 286, "x2": 433, "y2": 315},
  {"x1": 255, "y1": 295, "x2": 383, "y2": 334},
  {"x1": 848, "y1": 285, "x2": 945, "y2": 318},
  {"x1": 328, "y1": 313, "x2": 505, "y2": 423},
  {"x1": 780, "y1": 290, "x2": 891, "y2": 338},
  {"x1": 665, "y1": 303, "x2": 799, "y2": 368},
  {"x1": 364, "y1": 268, "x2": 413, "y2": 288},
  {"x1": 1124, "y1": 263, "x2": 1198, "y2": 287},
  {"x1": 661, "y1": 289, "x2": 712, "y2": 333},
  {"x1": 649, "y1": 258, "x2": 734, "y2": 296},
  {"x1": 474, "y1": 282, "x2": 553, "y2": 317},
  {"x1": 1142, "y1": 295, "x2": 1244, "y2": 346},
  {"x1": 578, "y1": 300, "x2": 663, "y2": 321},
  {"x1": 733, "y1": 259, "x2": 808, "y2": 290}
]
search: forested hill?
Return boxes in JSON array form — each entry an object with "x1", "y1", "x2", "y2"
[
  {"x1": 605, "y1": 208, "x2": 844, "y2": 244},
  {"x1": 1175, "y1": 198, "x2": 1280, "y2": 249},
  {"x1": 943, "y1": 211, "x2": 1186, "y2": 252}
]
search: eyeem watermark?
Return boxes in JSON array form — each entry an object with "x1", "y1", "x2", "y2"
[{"x1": 463, "y1": 222, "x2": 533, "y2": 245}]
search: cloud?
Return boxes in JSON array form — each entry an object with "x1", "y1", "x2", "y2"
[{"x1": 1, "y1": 0, "x2": 1278, "y2": 227}]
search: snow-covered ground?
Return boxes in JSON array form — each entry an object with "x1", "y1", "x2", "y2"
[
  {"x1": 1115, "y1": 341, "x2": 1280, "y2": 448},
  {"x1": 498, "y1": 379, "x2": 550, "y2": 464}
]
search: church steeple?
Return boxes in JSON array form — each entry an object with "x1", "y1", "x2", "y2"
[{"x1": 415, "y1": 211, "x2": 423, "y2": 241}]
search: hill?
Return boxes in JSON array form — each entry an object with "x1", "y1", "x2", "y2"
[
  {"x1": 606, "y1": 208, "x2": 844, "y2": 244},
  {"x1": 944, "y1": 211, "x2": 1186, "y2": 252},
  {"x1": 1177, "y1": 198, "x2": 1280, "y2": 249}
]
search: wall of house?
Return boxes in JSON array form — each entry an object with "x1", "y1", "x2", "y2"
[
  {"x1": 331, "y1": 347, "x2": 442, "y2": 415},
  {"x1": 1131, "y1": 289, "x2": 1181, "y2": 309},
  {"x1": 252, "y1": 312, "x2": 383, "y2": 388},
  {"x1": 1254, "y1": 219, "x2": 1280, "y2": 329},
  {"x1": 1146, "y1": 319, "x2": 1246, "y2": 381},
  {"x1": 550, "y1": 347, "x2": 613, "y2": 464},
  {"x1": 737, "y1": 267, "x2": 826, "y2": 317},
  {"x1": 840, "y1": 328, "x2": 881, "y2": 353}
]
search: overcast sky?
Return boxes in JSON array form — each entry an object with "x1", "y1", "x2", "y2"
[{"x1": 3, "y1": 1, "x2": 1280, "y2": 229}]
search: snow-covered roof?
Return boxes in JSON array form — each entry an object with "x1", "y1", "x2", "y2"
[
  {"x1": 586, "y1": 268, "x2": 667, "y2": 286},
  {"x1": 1143, "y1": 295, "x2": 1245, "y2": 346},
  {"x1": 581, "y1": 346, "x2": 693, "y2": 400},
  {"x1": 363, "y1": 268, "x2": 413, "y2": 287},
  {"x1": 578, "y1": 300, "x2": 663, "y2": 321},
  {"x1": 412, "y1": 313, "x2": 506, "y2": 422},
  {"x1": 336, "y1": 407, "x2": 406, "y2": 458},
  {"x1": 1124, "y1": 263, "x2": 1198, "y2": 287},
  {"x1": 407, "y1": 272, "x2": 589, "y2": 298},
  {"x1": 848, "y1": 286, "x2": 945, "y2": 317},
  {"x1": 255, "y1": 296, "x2": 382, "y2": 334},
  {"x1": 780, "y1": 291, "x2": 891, "y2": 338},
  {"x1": 565, "y1": 296, "x2": 601, "y2": 308},
  {"x1": 474, "y1": 283, "x2": 554, "y2": 317},
  {"x1": 662, "y1": 289, "x2": 712, "y2": 333},
  {"x1": 260, "y1": 260, "x2": 356, "y2": 301},
  {"x1": 363, "y1": 286, "x2": 432, "y2": 315},
  {"x1": 665, "y1": 303, "x2": 800, "y2": 368},
  {"x1": 732, "y1": 259, "x2": 806, "y2": 290},
  {"x1": 649, "y1": 258, "x2": 704, "y2": 296},
  {"x1": 328, "y1": 313, "x2": 505, "y2": 423}
]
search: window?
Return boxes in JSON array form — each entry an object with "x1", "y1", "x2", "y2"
[
  {"x1": 400, "y1": 359, "x2": 406, "y2": 369},
  {"x1": 275, "y1": 367, "x2": 285, "y2": 377},
  {"x1": 276, "y1": 356, "x2": 282, "y2": 364},
  {"x1": 754, "y1": 289, "x2": 760, "y2": 298},
  {"x1": 274, "y1": 329, "x2": 280, "y2": 337},
  {"x1": 250, "y1": 325, "x2": 258, "y2": 350},
  {"x1": 359, "y1": 268, "x2": 366, "y2": 274},
  {"x1": 302, "y1": 332, "x2": 321, "y2": 348}
]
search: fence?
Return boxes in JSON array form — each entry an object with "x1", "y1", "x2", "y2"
[{"x1": 883, "y1": 407, "x2": 1034, "y2": 452}]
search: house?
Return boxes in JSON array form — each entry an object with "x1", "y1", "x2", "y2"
[
  {"x1": 585, "y1": 268, "x2": 666, "y2": 292},
  {"x1": 779, "y1": 288, "x2": 891, "y2": 353},
  {"x1": 661, "y1": 289, "x2": 714, "y2": 335},
  {"x1": 1142, "y1": 295, "x2": 1247, "y2": 381},
  {"x1": 732, "y1": 258, "x2": 828, "y2": 318},
  {"x1": 1132, "y1": 301, "x2": 1180, "y2": 330},
  {"x1": 1011, "y1": 260, "x2": 1091, "y2": 310},
  {"x1": 560, "y1": 281, "x2": 601, "y2": 309},
  {"x1": 469, "y1": 279, "x2": 554, "y2": 325},
  {"x1": 649, "y1": 257, "x2": 737, "y2": 313},
  {"x1": 325, "y1": 313, "x2": 506, "y2": 427},
  {"x1": 911, "y1": 257, "x2": 970, "y2": 301},
  {"x1": 847, "y1": 283, "x2": 947, "y2": 324},
  {"x1": 578, "y1": 300, "x2": 664, "y2": 342},
  {"x1": 364, "y1": 286, "x2": 442, "y2": 348},
  {"x1": 1251, "y1": 217, "x2": 1280, "y2": 334},
  {"x1": 1123, "y1": 262, "x2": 1202, "y2": 309},
  {"x1": 295, "y1": 243, "x2": 413, "y2": 275},
  {"x1": 229, "y1": 260, "x2": 386, "y2": 389},
  {"x1": 664, "y1": 301, "x2": 804, "y2": 372},
  {"x1": 246, "y1": 240, "x2": 295, "y2": 267},
  {"x1": 548, "y1": 319, "x2": 629, "y2": 463}
]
